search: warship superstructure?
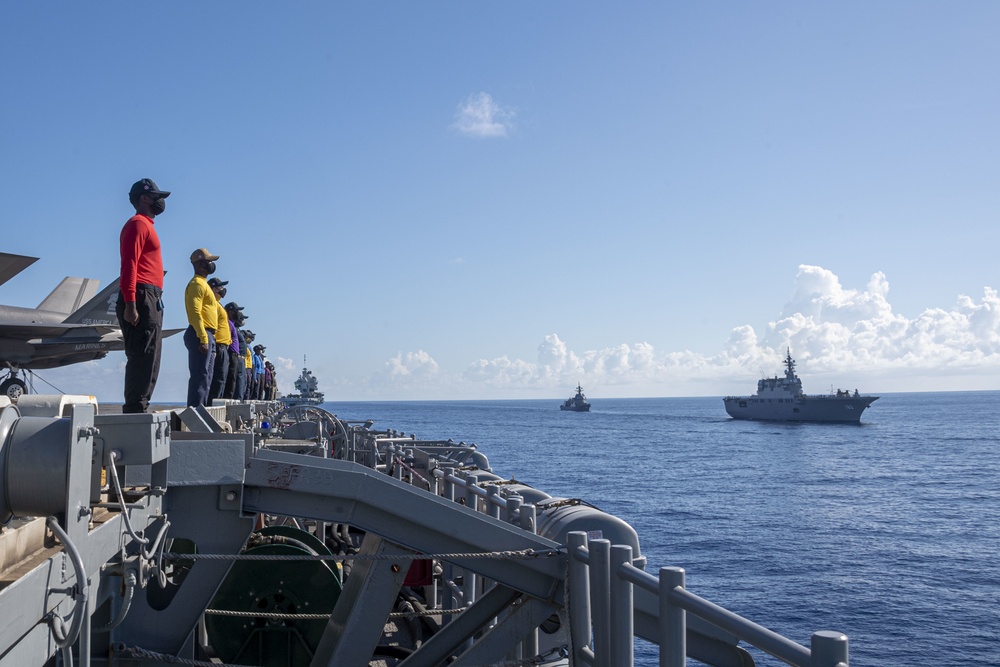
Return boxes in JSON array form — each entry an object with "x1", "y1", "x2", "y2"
[
  {"x1": 279, "y1": 357, "x2": 325, "y2": 407},
  {"x1": 724, "y1": 349, "x2": 879, "y2": 423},
  {"x1": 0, "y1": 393, "x2": 851, "y2": 666}
]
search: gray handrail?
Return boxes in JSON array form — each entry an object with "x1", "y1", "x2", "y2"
[
  {"x1": 368, "y1": 434, "x2": 849, "y2": 667},
  {"x1": 567, "y1": 531, "x2": 849, "y2": 667}
]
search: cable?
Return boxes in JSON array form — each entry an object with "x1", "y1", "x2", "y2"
[
  {"x1": 106, "y1": 451, "x2": 149, "y2": 546},
  {"x1": 99, "y1": 570, "x2": 137, "y2": 632},
  {"x1": 46, "y1": 517, "x2": 88, "y2": 651}
]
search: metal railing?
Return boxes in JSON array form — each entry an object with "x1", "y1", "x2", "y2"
[
  {"x1": 297, "y1": 417, "x2": 850, "y2": 667},
  {"x1": 566, "y1": 531, "x2": 849, "y2": 667}
]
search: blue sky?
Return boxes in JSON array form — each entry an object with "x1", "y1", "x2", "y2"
[{"x1": 1, "y1": 2, "x2": 998, "y2": 402}]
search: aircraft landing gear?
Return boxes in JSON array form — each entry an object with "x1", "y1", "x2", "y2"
[
  {"x1": 0, "y1": 368, "x2": 29, "y2": 402},
  {"x1": 0, "y1": 377, "x2": 27, "y2": 402}
]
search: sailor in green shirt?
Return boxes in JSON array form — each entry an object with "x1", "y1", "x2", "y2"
[{"x1": 184, "y1": 248, "x2": 220, "y2": 407}]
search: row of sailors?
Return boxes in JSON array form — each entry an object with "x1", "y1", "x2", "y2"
[{"x1": 184, "y1": 248, "x2": 276, "y2": 407}]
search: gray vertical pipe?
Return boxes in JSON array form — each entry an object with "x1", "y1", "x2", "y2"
[
  {"x1": 486, "y1": 484, "x2": 501, "y2": 519},
  {"x1": 520, "y1": 504, "x2": 537, "y2": 534},
  {"x1": 442, "y1": 561, "x2": 456, "y2": 625},
  {"x1": 444, "y1": 467, "x2": 456, "y2": 502},
  {"x1": 811, "y1": 631, "x2": 849, "y2": 667},
  {"x1": 659, "y1": 566, "x2": 686, "y2": 667},
  {"x1": 609, "y1": 545, "x2": 634, "y2": 666},
  {"x1": 567, "y1": 532, "x2": 593, "y2": 665},
  {"x1": 506, "y1": 495, "x2": 522, "y2": 525},
  {"x1": 79, "y1": 585, "x2": 92, "y2": 667},
  {"x1": 465, "y1": 477, "x2": 480, "y2": 608},
  {"x1": 395, "y1": 447, "x2": 405, "y2": 480},
  {"x1": 524, "y1": 626, "x2": 539, "y2": 661},
  {"x1": 589, "y1": 539, "x2": 612, "y2": 667},
  {"x1": 465, "y1": 474, "x2": 479, "y2": 513},
  {"x1": 404, "y1": 448, "x2": 415, "y2": 485}
]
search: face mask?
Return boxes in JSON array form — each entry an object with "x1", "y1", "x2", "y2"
[
  {"x1": 201, "y1": 260, "x2": 217, "y2": 275},
  {"x1": 149, "y1": 197, "x2": 166, "y2": 216}
]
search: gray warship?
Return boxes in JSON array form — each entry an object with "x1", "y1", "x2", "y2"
[
  {"x1": 724, "y1": 349, "x2": 879, "y2": 423},
  {"x1": 560, "y1": 383, "x2": 591, "y2": 411}
]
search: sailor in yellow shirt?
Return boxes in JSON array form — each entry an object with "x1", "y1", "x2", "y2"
[
  {"x1": 184, "y1": 248, "x2": 220, "y2": 407},
  {"x1": 207, "y1": 277, "x2": 232, "y2": 402}
]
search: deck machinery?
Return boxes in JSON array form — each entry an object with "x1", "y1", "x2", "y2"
[{"x1": 0, "y1": 397, "x2": 850, "y2": 667}]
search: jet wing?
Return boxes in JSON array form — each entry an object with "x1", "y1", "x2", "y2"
[
  {"x1": 0, "y1": 322, "x2": 120, "y2": 340},
  {"x1": 0, "y1": 253, "x2": 39, "y2": 289}
]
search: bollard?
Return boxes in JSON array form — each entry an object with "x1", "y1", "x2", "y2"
[
  {"x1": 609, "y1": 545, "x2": 634, "y2": 666},
  {"x1": 444, "y1": 467, "x2": 456, "y2": 502},
  {"x1": 811, "y1": 631, "x2": 849, "y2": 667},
  {"x1": 465, "y1": 474, "x2": 479, "y2": 512},
  {"x1": 589, "y1": 539, "x2": 612, "y2": 667},
  {"x1": 660, "y1": 567, "x2": 685, "y2": 667},
  {"x1": 486, "y1": 484, "x2": 501, "y2": 519},
  {"x1": 567, "y1": 532, "x2": 593, "y2": 665},
  {"x1": 505, "y1": 494, "x2": 522, "y2": 525},
  {"x1": 520, "y1": 504, "x2": 536, "y2": 534}
]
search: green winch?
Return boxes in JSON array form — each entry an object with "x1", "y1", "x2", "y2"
[{"x1": 206, "y1": 525, "x2": 343, "y2": 666}]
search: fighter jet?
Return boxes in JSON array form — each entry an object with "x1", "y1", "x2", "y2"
[{"x1": 0, "y1": 252, "x2": 131, "y2": 399}]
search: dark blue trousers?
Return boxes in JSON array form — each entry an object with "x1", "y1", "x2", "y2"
[
  {"x1": 184, "y1": 326, "x2": 216, "y2": 407},
  {"x1": 209, "y1": 343, "x2": 229, "y2": 401}
]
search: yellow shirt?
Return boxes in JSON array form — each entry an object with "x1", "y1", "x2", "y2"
[
  {"x1": 244, "y1": 347, "x2": 252, "y2": 369},
  {"x1": 214, "y1": 303, "x2": 232, "y2": 346},
  {"x1": 184, "y1": 275, "x2": 218, "y2": 344}
]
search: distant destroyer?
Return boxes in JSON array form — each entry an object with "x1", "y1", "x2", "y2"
[
  {"x1": 724, "y1": 349, "x2": 878, "y2": 423},
  {"x1": 560, "y1": 383, "x2": 591, "y2": 411}
]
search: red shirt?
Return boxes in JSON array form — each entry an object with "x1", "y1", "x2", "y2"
[{"x1": 119, "y1": 214, "x2": 163, "y2": 301}]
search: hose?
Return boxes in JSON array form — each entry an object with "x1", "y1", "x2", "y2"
[
  {"x1": 46, "y1": 517, "x2": 88, "y2": 651},
  {"x1": 106, "y1": 451, "x2": 149, "y2": 547},
  {"x1": 99, "y1": 570, "x2": 137, "y2": 632}
]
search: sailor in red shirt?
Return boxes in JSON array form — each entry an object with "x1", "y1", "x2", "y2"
[{"x1": 116, "y1": 178, "x2": 169, "y2": 413}]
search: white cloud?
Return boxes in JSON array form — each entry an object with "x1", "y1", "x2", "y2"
[
  {"x1": 452, "y1": 92, "x2": 515, "y2": 138},
  {"x1": 369, "y1": 351, "x2": 440, "y2": 386},
  {"x1": 274, "y1": 355, "x2": 297, "y2": 394},
  {"x1": 341, "y1": 265, "x2": 1000, "y2": 398}
]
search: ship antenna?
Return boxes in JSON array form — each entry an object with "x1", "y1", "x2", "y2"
[{"x1": 785, "y1": 348, "x2": 796, "y2": 380}]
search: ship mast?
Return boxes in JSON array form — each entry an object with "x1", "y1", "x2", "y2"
[{"x1": 784, "y1": 348, "x2": 796, "y2": 380}]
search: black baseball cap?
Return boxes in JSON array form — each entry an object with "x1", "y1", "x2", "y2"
[
  {"x1": 207, "y1": 278, "x2": 229, "y2": 289},
  {"x1": 225, "y1": 301, "x2": 244, "y2": 312},
  {"x1": 129, "y1": 178, "x2": 170, "y2": 199}
]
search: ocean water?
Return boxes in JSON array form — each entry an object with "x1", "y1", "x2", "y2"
[{"x1": 325, "y1": 393, "x2": 1000, "y2": 667}]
